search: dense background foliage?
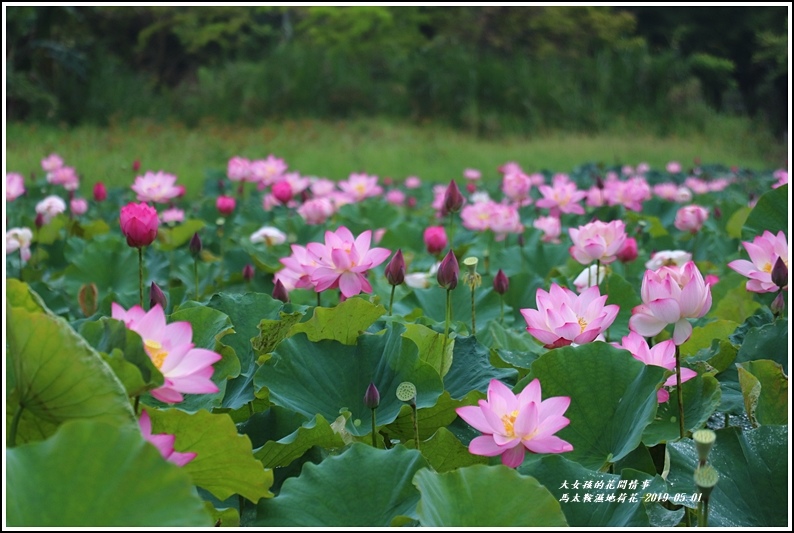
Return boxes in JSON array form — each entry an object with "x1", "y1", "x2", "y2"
[{"x1": 6, "y1": 6, "x2": 789, "y2": 137}]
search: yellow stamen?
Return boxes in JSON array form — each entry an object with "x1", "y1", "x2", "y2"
[
  {"x1": 762, "y1": 262, "x2": 772, "y2": 273},
  {"x1": 501, "y1": 410, "x2": 519, "y2": 438},
  {"x1": 578, "y1": 317, "x2": 588, "y2": 334},
  {"x1": 144, "y1": 339, "x2": 168, "y2": 370}
]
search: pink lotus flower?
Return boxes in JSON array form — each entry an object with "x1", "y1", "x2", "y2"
[
  {"x1": 727, "y1": 230, "x2": 788, "y2": 293},
  {"x1": 533, "y1": 215, "x2": 562, "y2": 243},
  {"x1": 41, "y1": 153, "x2": 64, "y2": 173},
  {"x1": 602, "y1": 176, "x2": 651, "y2": 212},
  {"x1": 70, "y1": 197, "x2": 88, "y2": 216},
  {"x1": 645, "y1": 250, "x2": 692, "y2": 271},
  {"x1": 502, "y1": 171, "x2": 533, "y2": 204},
  {"x1": 456, "y1": 378, "x2": 573, "y2": 468},
  {"x1": 272, "y1": 181, "x2": 294, "y2": 204},
  {"x1": 307, "y1": 226, "x2": 391, "y2": 298},
  {"x1": 568, "y1": 220, "x2": 627, "y2": 265},
  {"x1": 404, "y1": 176, "x2": 422, "y2": 189},
  {"x1": 227, "y1": 156, "x2": 252, "y2": 182},
  {"x1": 536, "y1": 180, "x2": 586, "y2": 216},
  {"x1": 250, "y1": 155, "x2": 287, "y2": 186},
  {"x1": 216, "y1": 195, "x2": 236, "y2": 216},
  {"x1": 132, "y1": 171, "x2": 182, "y2": 204},
  {"x1": 616, "y1": 331, "x2": 697, "y2": 403},
  {"x1": 385, "y1": 189, "x2": 406, "y2": 205},
  {"x1": 424, "y1": 226, "x2": 448, "y2": 255},
  {"x1": 35, "y1": 195, "x2": 67, "y2": 224},
  {"x1": 6, "y1": 227, "x2": 33, "y2": 263},
  {"x1": 520, "y1": 283, "x2": 619, "y2": 349},
  {"x1": 47, "y1": 166, "x2": 80, "y2": 191},
  {"x1": 160, "y1": 207, "x2": 185, "y2": 225},
  {"x1": 139, "y1": 410, "x2": 196, "y2": 467},
  {"x1": 6, "y1": 172, "x2": 26, "y2": 201},
  {"x1": 112, "y1": 303, "x2": 222, "y2": 404},
  {"x1": 772, "y1": 169, "x2": 788, "y2": 189},
  {"x1": 120, "y1": 201, "x2": 159, "y2": 248},
  {"x1": 464, "y1": 168, "x2": 481, "y2": 180},
  {"x1": 666, "y1": 161, "x2": 682, "y2": 174},
  {"x1": 297, "y1": 197, "x2": 335, "y2": 225},
  {"x1": 338, "y1": 172, "x2": 383, "y2": 202},
  {"x1": 674, "y1": 205, "x2": 709, "y2": 233},
  {"x1": 629, "y1": 261, "x2": 712, "y2": 345}
]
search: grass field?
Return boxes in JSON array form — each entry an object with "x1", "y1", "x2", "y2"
[{"x1": 5, "y1": 117, "x2": 787, "y2": 198}]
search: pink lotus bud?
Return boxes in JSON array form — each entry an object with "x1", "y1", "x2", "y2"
[
  {"x1": 384, "y1": 249, "x2": 405, "y2": 286},
  {"x1": 674, "y1": 205, "x2": 709, "y2": 233},
  {"x1": 119, "y1": 202, "x2": 159, "y2": 248},
  {"x1": 272, "y1": 278, "x2": 290, "y2": 303},
  {"x1": 216, "y1": 195, "x2": 236, "y2": 216},
  {"x1": 771, "y1": 257, "x2": 788, "y2": 289},
  {"x1": 443, "y1": 180, "x2": 465, "y2": 214},
  {"x1": 771, "y1": 291, "x2": 786, "y2": 314},
  {"x1": 175, "y1": 185, "x2": 187, "y2": 198},
  {"x1": 424, "y1": 226, "x2": 448, "y2": 255},
  {"x1": 617, "y1": 237, "x2": 638, "y2": 263},
  {"x1": 93, "y1": 182, "x2": 107, "y2": 202},
  {"x1": 272, "y1": 181, "x2": 293, "y2": 204},
  {"x1": 493, "y1": 269, "x2": 509, "y2": 295},
  {"x1": 132, "y1": 160, "x2": 141, "y2": 172},
  {"x1": 243, "y1": 264, "x2": 255, "y2": 282},
  {"x1": 437, "y1": 249, "x2": 459, "y2": 290},
  {"x1": 363, "y1": 382, "x2": 380, "y2": 409},
  {"x1": 466, "y1": 182, "x2": 477, "y2": 194},
  {"x1": 704, "y1": 274, "x2": 720, "y2": 286},
  {"x1": 70, "y1": 197, "x2": 88, "y2": 216}
]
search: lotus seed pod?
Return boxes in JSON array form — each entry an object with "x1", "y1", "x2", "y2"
[
  {"x1": 693, "y1": 429, "x2": 716, "y2": 465},
  {"x1": 693, "y1": 465, "x2": 719, "y2": 500},
  {"x1": 396, "y1": 381, "x2": 417, "y2": 402}
]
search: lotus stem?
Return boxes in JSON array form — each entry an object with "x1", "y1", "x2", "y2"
[
  {"x1": 389, "y1": 284, "x2": 396, "y2": 316},
  {"x1": 194, "y1": 259, "x2": 199, "y2": 300},
  {"x1": 371, "y1": 408, "x2": 377, "y2": 448},
  {"x1": 676, "y1": 344, "x2": 685, "y2": 439},
  {"x1": 411, "y1": 400, "x2": 419, "y2": 451},
  {"x1": 470, "y1": 284, "x2": 476, "y2": 335},
  {"x1": 138, "y1": 247, "x2": 144, "y2": 307},
  {"x1": 9, "y1": 404, "x2": 23, "y2": 447},
  {"x1": 442, "y1": 288, "x2": 452, "y2": 356}
]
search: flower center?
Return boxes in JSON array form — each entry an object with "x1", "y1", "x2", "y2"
[
  {"x1": 144, "y1": 339, "x2": 168, "y2": 370},
  {"x1": 577, "y1": 317, "x2": 588, "y2": 333},
  {"x1": 501, "y1": 410, "x2": 519, "y2": 438},
  {"x1": 762, "y1": 262, "x2": 772, "y2": 273}
]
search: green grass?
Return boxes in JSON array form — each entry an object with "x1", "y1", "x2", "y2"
[{"x1": 6, "y1": 117, "x2": 786, "y2": 199}]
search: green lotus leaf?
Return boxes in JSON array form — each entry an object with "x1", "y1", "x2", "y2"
[
  {"x1": 62, "y1": 234, "x2": 140, "y2": 307},
  {"x1": 255, "y1": 323, "x2": 444, "y2": 436},
  {"x1": 252, "y1": 311, "x2": 305, "y2": 362},
  {"x1": 414, "y1": 426, "x2": 488, "y2": 472},
  {"x1": 7, "y1": 291, "x2": 135, "y2": 446},
  {"x1": 679, "y1": 320, "x2": 740, "y2": 358},
  {"x1": 603, "y1": 272, "x2": 642, "y2": 341},
  {"x1": 253, "y1": 443, "x2": 428, "y2": 526},
  {"x1": 402, "y1": 322, "x2": 453, "y2": 378},
  {"x1": 157, "y1": 219, "x2": 206, "y2": 251},
  {"x1": 666, "y1": 425, "x2": 788, "y2": 527},
  {"x1": 6, "y1": 420, "x2": 211, "y2": 527},
  {"x1": 414, "y1": 464, "x2": 567, "y2": 527},
  {"x1": 386, "y1": 390, "x2": 483, "y2": 443},
  {"x1": 253, "y1": 414, "x2": 345, "y2": 469},
  {"x1": 642, "y1": 373, "x2": 722, "y2": 446},
  {"x1": 289, "y1": 296, "x2": 385, "y2": 344},
  {"x1": 711, "y1": 274, "x2": 761, "y2": 322},
  {"x1": 523, "y1": 343, "x2": 667, "y2": 470},
  {"x1": 742, "y1": 184, "x2": 787, "y2": 239},
  {"x1": 146, "y1": 408, "x2": 274, "y2": 503},
  {"x1": 737, "y1": 360, "x2": 788, "y2": 426},
  {"x1": 444, "y1": 335, "x2": 518, "y2": 399}
]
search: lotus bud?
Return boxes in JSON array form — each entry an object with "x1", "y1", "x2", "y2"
[
  {"x1": 771, "y1": 291, "x2": 785, "y2": 315},
  {"x1": 272, "y1": 279, "x2": 289, "y2": 303},
  {"x1": 132, "y1": 159, "x2": 141, "y2": 172},
  {"x1": 78, "y1": 282, "x2": 98, "y2": 317},
  {"x1": 493, "y1": 269, "x2": 509, "y2": 295},
  {"x1": 384, "y1": 249, "x2": 405, "y2": 286},
  {"x1": 771, "y1": 257, "x2": 787, "y2": 289},
  {"x1": 272, "y1": 181, "x2": 293, "y2": 204},
  {"x1": 363, "y1": 382, "x2": 380, "y2": 410},
  {"x1": 35, "y1": 213, "x2": 45, "y2": 229},
  {"x1": 243, "y1": 264, "x2": 255, "y2": 282},
  {"x1": 149, "y1": 282, "x2": 167, "y2": 310},
  {"x1": 443, "y1": 179, "x2": 465, "y2": 214},
  {"x1": 693, "y1": 429, "x2": 716, "y2": 466},
  {"x1": 93, "y1": 182, "x2": 107, "y2": 202},
  {"x1": 617, "y1": 237, "x2": 638, "y2": 263},
  {"x1": 189, "y1": 232, "x2": 202, "y2": 257},
  {"x1": 216, "y1": 195, "x2": 236, "y2": 217},
  {"x1": 595, "y1": 174, "x2": 604, "y2": 190},
  {"x1": 437, "y1": 249, "x2": 459, "y2": 290}
]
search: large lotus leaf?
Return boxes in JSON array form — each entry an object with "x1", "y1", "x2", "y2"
[
  {"x1": 711, "y1": 274, "x2": 761, "y2": 322},
  {"x1": 666, "y1": 425, "x2": 788, "y2": 526},
  {"x1": 254, "y1": 443, "x2": 428, "y2": 526},
  {"x1": 386, "y1": 390, "x2": 483, "y2": 442},
  {"x1": 679, "y1": 320, "x2": 739, "y2": 358},
  {"x1": 6, "y1": 420, "x2": 211, "y2": 527},
  {"x1": 742, "y1": 184, "x2": 787, "y2": 239},
  {"x1": 602, "y1": 272, "x2": 642, "y2": 341},
  {"x1": 484, "y1": 320, "x2": 543, "y2": 371},
  {"x1": 444, "y1": 335, "x2": 518, "y2": 399},
  {"x1": 146, "y1": 408, "x2": 273, "y2": 503},
  {"x1": 641, "y1": 373, "x2": 722, "y2": 446},
  {"x1": 252, "y1": 311, "x2": 305, "y2": 361},
  {"x1": 414, "y1": 464, "x2": 567, "y2": 527},
  {"x1": 523, "y1": 343, "x2": 667, "y2": 470},
  {"x1": 156, "y1": 219, "x2": 205, "y2": 251},
  {"x1": 726, "y1": 205, "x2": 752, "y2": 238},
  {"x1": 402, "y1": 284, "x2": 506, "y2": 328},
  {"x1": 737, "y1": 360, "x2": 788, "y2": 426},
  {"x1": 79, "y1": 317, "x2": 164, "y2": 395},
  {"x1": 7, "y1": 301, "x2": 135, "y2": 446},
  {"x1": 401, "y1": 322, "x2": 453, "y2": 378},
  {"x1": 253, "y1": 414, "x2": 345, "y2": 469},
  {"x1": 519, "y1": 455, "x2": 679, "y2": 527},
  {"x1": 414, "y1": 427, "x2": 488, "y2": 472},
  {"x1": 62, "y1": 234, "x2": 139, "y2": 307},
  {"x1": 290, "y1": 296, "x2": 385, "y2": 344},
  {"x1": 255, "y1": 324, "x2": 444, "y2": 436}
]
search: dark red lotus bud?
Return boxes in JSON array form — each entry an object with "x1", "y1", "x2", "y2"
[
  {"x1": 272, "y1": 279, "x2": 289, "y2": 303},
  {"x1": 93, "y1": 182, "x2": 107, "y2": 202},
  {"x1": 363, "y1": 382, "x2": 380, "y2": 409},
  {"x1": 443, "y1": 180, "x2": 465, "y2": 214},
  {"x1": 189, "y1": 232, "x2": 202, "y2": 256},
  {"x1": 149, "y1": 282, "x2": 167, "y2": 310},
  {"x1": 771, "y1": 257, "x2": 788, "y2": 289},
  {"x1": 384, "y1": 249, "x2": 405, "y2": 286},
  {"x1": 132, "y1": 160, "x2": 141, "y2": 172},
  {"x1": 243, "y1": 264, "x2": 255, "y2": 282},
  {"x1": 35, "y1": 213, "x2": 45, "y2": 229},
  {"x1": 493, "y1": 269, "x2": 509, "y2": 295},
  {"x1": 437, "y1": 249, "x2": 459, "y2": 290}
]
